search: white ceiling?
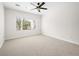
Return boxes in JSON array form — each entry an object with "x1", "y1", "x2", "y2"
[{"x1": 3, "y1": 2, "x2": 48, "y2": 15}]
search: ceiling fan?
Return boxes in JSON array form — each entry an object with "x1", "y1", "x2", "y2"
[{"x1": 31, "y1": 2, "x2": 47, "y2": 12}]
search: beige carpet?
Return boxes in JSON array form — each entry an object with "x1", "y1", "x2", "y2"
[{"x1": 0, "y1": 34, "x2": 79, "y2": 56}]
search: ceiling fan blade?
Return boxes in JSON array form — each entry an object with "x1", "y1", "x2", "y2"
[
  {"x1": 38, "y1": 2, "x2": 45, "y2": 8},
  {"x1": 31, "y1": 3, "x2": 36, "y2": 6},
  {"x1": 40, "y1": 7, "x2": 47, "y2": 10}
]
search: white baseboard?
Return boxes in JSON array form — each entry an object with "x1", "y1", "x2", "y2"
[
  {"x1": 6, "y1": 33, "x2": 41, "y2": 40},
  {"x1": 42, "y1": 32, "x2": 79, "y2": 46},
  {"x1": 0, "y1": 39, "x2": 4, "y2": 48}
]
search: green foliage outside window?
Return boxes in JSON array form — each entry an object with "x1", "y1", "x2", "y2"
[
  {"x1": 16, "y1": 18, "x2": 21, "y2": 30},
  {"x1": 22, "y1": 19, "x2": 31, "y2": 30},
  {"x1": 16, "y1": 18, "x2": 31, "y2": 30}
]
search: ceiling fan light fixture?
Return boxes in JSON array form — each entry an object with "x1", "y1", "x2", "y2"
[{"x1": 16, "y1": 4, "x2": 20, "y2": 7}]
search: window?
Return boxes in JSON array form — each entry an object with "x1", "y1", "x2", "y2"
[
  {"x1": 22, "y1": 19, "x2": 31, "y2": 30},
  {"x1": 16, "y1": 17, "x2": 34, "y2": 30},
  {"x1": 16, "y1": 17, "x2": 21, "y2": 30}
]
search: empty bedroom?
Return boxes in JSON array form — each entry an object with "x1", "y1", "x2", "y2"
[{"x1": 0, "y1": 2, "x2": 79, "y2": 56}]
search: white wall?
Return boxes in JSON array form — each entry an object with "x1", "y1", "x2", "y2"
[
  {"x1": 0, "y1": 3, "x2": 5, "y2": 48},
  {"x1": 5, "y1": 8, "x2": 41, "y2": 40},
  {"x1": 42, "y1": 2, "x2": 79, "y2": 45}
]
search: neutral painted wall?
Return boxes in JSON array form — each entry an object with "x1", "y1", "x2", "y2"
[
  {"x1": 5, "y1": 8, "x2": 41, "y2": 40},
  {"x1": 0, "y1": 3, "x2": 5, "y2": 48},
  {"x1": 42, "y1": 2, "x2": 79, "y2": 45}
]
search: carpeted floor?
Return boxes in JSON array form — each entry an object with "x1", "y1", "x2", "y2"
[{"x1": 0, "y1": 34, "x2": 79, "y2": 56}]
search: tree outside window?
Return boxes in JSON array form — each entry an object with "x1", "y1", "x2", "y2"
[{"x1": 16, "y1": 17, "x2": 32, "y2": 30}]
